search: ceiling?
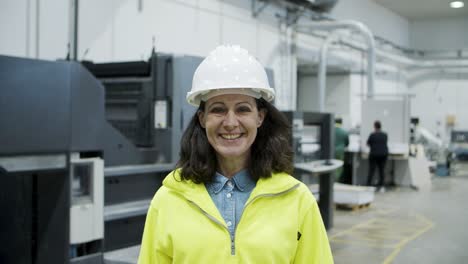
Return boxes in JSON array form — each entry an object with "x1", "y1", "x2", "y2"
[{"x1": 372, "y1": 0, "x2": 468, "y2": 20}]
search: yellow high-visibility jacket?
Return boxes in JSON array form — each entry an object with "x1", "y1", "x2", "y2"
[{"x1": 138, "y1": 170, "x2": 333, "y2": 264}]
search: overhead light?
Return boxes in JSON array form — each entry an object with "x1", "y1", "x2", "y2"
[{"x1": 450, "y1": 1, "x2": 464, "y2": 8}]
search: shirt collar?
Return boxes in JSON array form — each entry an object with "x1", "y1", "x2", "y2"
[
  {"x1": 207, "y1": 169, "x2": 256, "y2": 194},
  {"x1": 232, "y1": 169, "x2": 257, "y2": 192}
]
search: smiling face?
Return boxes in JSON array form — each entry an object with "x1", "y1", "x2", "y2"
[{"x1": 198, "y1": 94, "x2": 266, "y2": 169}]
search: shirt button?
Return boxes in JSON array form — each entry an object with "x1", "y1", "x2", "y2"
[
  {"x1": 227, "y1": 221, "x2": 232, "y2": 227},
  {"x1": 226, "y1": 193, "x2": 232, "y2": 198},
  {"x1": 227, "y1": 181, "x2": 233, "y2": 187}
]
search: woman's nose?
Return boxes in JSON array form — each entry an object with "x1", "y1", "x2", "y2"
[{"x1": 223, "y1": 111, "x2": 239, "y2": 128}]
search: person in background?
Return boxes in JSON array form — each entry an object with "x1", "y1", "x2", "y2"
[
  {"x1": 334, "y1": 117, "x2": 349, "y2": 182},
  {"x1": 138, "y1": 45, "x2": 333, "y2": 263},
  {"x1": 366, "y1": 120, "x2": 389, "y2": 192}
]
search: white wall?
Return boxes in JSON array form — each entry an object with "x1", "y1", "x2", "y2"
[
  {"x1": 297, "y1": 73, "x2": 350, "y2": 112},
  {"x1": 0, "y1": 0, "x2": 68, "y2": 59},
  {"x1": 0, "y1": 0, "x2": 412, "y2": 59},
  {"x1": 77, "y1": 0, "x2": 282, "y2": 61},
  {"x1": 410, "y1": 71, "x2": 468, "y2": 142},
  {"x1": 331, "y1": 0, "x2": 410, "y2": 47},
  {"x1": 297, "y1": 71, "x2": 408, "y2": 129},
  {"x1": 410, "y1": 17, "x2": 468, "y2": 50},
  {"x1": 40, "y1": 0, "x2": 68, "y2": 59},
  {"x1": 357, "y1": 74, "x2": 409, "y2": 129},
  {"x1": 1, "y1": 0, "x2": 29, "y2": 57},
  {"x1": 361, "y1": 99, "x2": 410, "y2": 150},
  {"x1": 408, "y1": 17, "x2": 468, "y2": 142}
]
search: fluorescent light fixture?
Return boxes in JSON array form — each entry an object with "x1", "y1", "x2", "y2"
[{"x1": 450, "y1": 1, "x2": 464, "y2": 8}]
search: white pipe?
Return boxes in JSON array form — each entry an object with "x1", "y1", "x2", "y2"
[
  {"x1": 35, "y1": 0, "x2": 40, "y2": 58},
  {"x1": 26, "y1": 0, "x2": 31, "y2": 57},
  {"x1": 376, "y1": 49, "x2": 468, "y2": 70},
  {"x1": 295, "y1": 20, "x2": 468, "y2": 102},
  {"x1": 287, "y1": 26, "x2": 297, "y2": 110},
  {"x1": 318, "y1": 32, "x2": 339, "y2": 111},
  {"x1": 296, "y1": 20, "x2": 376, "y2": 110},
  {"x1": 326, "y1": 30, "x2": 468, "y2": 71},
  {"x1": 68, "y1": 0, "x2": 78, "y2": 60}
]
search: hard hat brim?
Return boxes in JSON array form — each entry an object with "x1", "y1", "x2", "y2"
[{"x1": 186, "y1": 86, "x2": 275, "y2": 106}]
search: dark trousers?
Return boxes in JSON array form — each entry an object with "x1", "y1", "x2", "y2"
[{"x1": 367, "y1": 155, "x2": 387, "y2": 187}]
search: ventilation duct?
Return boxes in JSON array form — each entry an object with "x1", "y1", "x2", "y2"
[{"x1": 286, "y1": 0, "x2": 338, "y2": 12}]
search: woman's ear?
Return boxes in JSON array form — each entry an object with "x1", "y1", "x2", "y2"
[
  {"x1": 197, "y1": 110, "x2": 206, "y2": 128},
  {"x1": 257, "y1": 109, "x2": 266, "y2": 127}
]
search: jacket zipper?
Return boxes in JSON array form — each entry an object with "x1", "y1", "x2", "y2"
[
  {"x1": 187, "y1": 200, "x2": 237, "y2": 254},
  {"x1": 233, "y1": 183, "x2": 301, "y2": 255},
  {"x1": 187, "y1": 183, "x2": 300, "y2": 256},
  {"x1": 186, "y1": 200, "x2": 229, "y2": 230}
]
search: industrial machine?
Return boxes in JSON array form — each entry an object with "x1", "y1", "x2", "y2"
[
  {"x1": 450, "y1": 130, "x2": 468, "y2": 160},
  {"x1": 69, "y1": 155, "x2": 104, "y2": 257},
  {"x1": 81, "y1": 50, "x2": 202, "y2": 166},
  {"x1": 0, "y1": 52, "x2": 203, "y2": 263},
  {"x1": 360, "y1": 99, "x2": 410, "y2": 156},
  {"x1": 449, "y1": 130, "x2": 468, "y2": 176},
  {"x1": 0, "y1": 55, "x2": 107, "y2": 264},
  {"x1": 282, "y1": 111, "x2": 336, "y2": 229},
  {"x1": 81, "y1": 52, "x2": 204, "y2": 252},
  {"x1": 351, "y1": 98, "x2": 411, "y2": 186}
]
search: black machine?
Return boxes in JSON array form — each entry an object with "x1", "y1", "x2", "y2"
[
  {"x1": 81, "y1": 51, "x2": 202, "y2": 166},
  {"x1": 450, "y1": 130, "x2": 468, "y2": 162},
  {"x1": 282, "y1": 111, "x2": 335, "y2": 229},
  {"x1": 0, "y1": 52, "x2": 203, "y2": 263},
  {"x1": 0, "y1": 55, "x2": 107, "y2": 264},
  {"x1": 82, "y1": 52, "x2": 203, "y2": 252}
]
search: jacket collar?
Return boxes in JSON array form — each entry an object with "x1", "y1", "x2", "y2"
[
  {"x1": 164, "y1": 170, "x2": 299, "y2": 201},
  {"x1": 248, "y1": 172, "x2": 300, "y2": 202},
  {"x1": 163, "y1": 170, "x2": 301, "y2": 220}
]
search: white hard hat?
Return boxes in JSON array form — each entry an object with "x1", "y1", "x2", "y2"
[{"x1": 187, "y1": 45, "x2": 275, "y2": 106}]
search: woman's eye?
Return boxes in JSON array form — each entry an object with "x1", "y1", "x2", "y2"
[
  {"x1": 237, "y1": 106, "x2": 252, "y2": 113},
  {"x1": 210, "y1": 107, "x2": 226, "y2": 114}
]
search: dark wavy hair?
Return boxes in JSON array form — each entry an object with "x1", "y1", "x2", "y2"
[{"x1": 176, "y1": 98, "x2": 293, "y2": 183}]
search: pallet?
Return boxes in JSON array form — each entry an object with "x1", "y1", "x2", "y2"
[{"x1": 335, "y1": 202, "x2": 371, "y2": 211}]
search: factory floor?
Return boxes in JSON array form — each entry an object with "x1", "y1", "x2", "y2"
[
  {"x1": 104, "y1": 173, "x2": 468, "y2": 264},
  {"x1": 330, "y1": 172, "x2": 468, "y2": 264}
]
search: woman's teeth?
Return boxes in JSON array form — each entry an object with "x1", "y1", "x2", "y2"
[{"x1": 220, "y1": 134, "x2": 242, "y2": 140}]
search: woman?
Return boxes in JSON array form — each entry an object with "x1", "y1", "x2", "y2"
[{"x1": 138, "y1": 45, "x2": 333, "y2": 263}]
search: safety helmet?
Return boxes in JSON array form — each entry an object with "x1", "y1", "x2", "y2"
[{"x1": 187, "y1": 45, "x2": 275, "y2": 106}]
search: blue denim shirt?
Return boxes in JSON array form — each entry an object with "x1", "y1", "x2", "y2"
[{"x1": 205, "y1": 170, "x2": 256, "y2": 239}]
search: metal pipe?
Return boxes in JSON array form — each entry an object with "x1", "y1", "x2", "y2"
[
  {"x1": 287, "y1": 25, "x2": 297, "y2": 111},
  {"x1": 35, "y1": 0, "x2": 40, "y2": 58},
  {"x1": 318, "y1": 32, "x2": 339, "y2": 111},
  {"x1": 69, "y1": 0, "x2": 78, "y2": 60},
  {"x1": 296, "y1": 20, "x2": 376, "y2": 106},
  {"x1": 26, "y1": 0, "x2": 31, "y2": 57},
  {"x1": 299, "y1": 22, "x2": 468, "y2": 74}
]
